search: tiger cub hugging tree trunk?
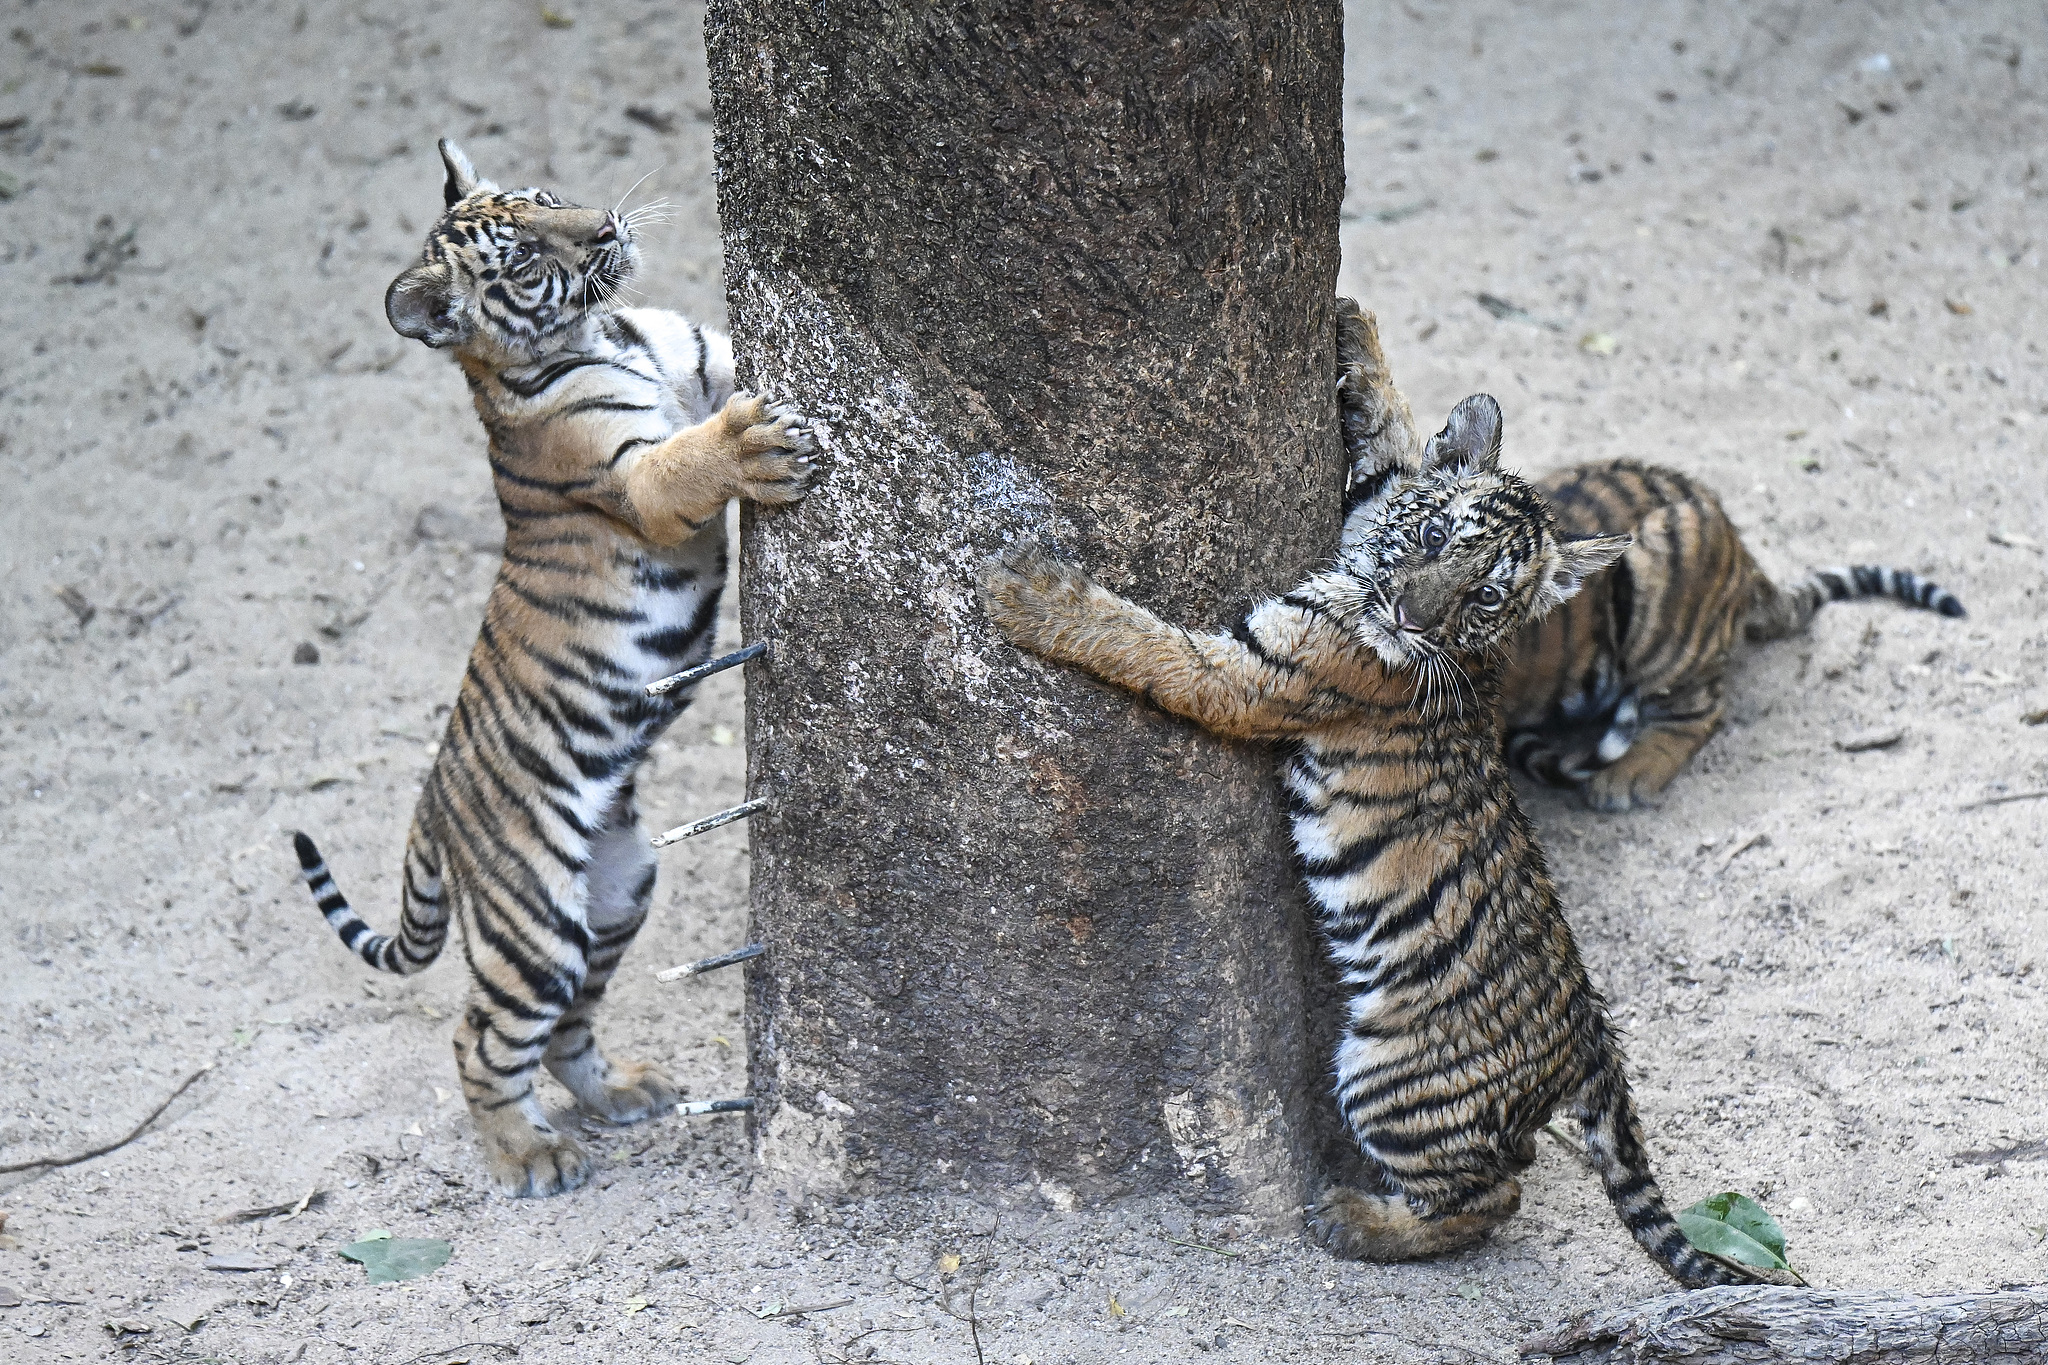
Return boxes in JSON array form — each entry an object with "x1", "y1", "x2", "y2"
[
  {"x1": 980, "y1": 302, "x2": 1748, "y2": 1287},
  {"x1": 292, "y1": 141, "x2": 819, "y2": 1197}
]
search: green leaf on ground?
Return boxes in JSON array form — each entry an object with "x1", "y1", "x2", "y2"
[
  {"x1": 338, "y1": 1235, "x2": 451, "y2": 1284},
  {"x1": 1677, "y1": 1192, "x2": 1789, "y2": 1270}
]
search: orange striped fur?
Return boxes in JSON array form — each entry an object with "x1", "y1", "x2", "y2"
[
  {"x1": 1497, "y1": 462, "x2": 1964, "y2": 810},
  {"x1": 292, "y1": 142, "x2": 818, "y2": 1196},
  {"x1": 979, "y1": 303, "x2": 1741, "y2": 1286}
]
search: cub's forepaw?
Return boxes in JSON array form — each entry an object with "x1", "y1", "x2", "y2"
[
  {"x1": 1582, "y1": 768, "x2": 1662, "y2": 813},
  {"x1": 1306, "y1": 1186, "x2": 1391, "y2": 1261},
  {"x1": 727, "y1": 395, "x2": 821, "y2": 506},
  {"x1": 976, "y1": 545, "x2": 1094, "y2": 645}
]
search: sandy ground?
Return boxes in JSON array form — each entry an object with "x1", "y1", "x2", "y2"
[{"x1": 2, "y1": 2, "x2": 2045, "y2": 1362}]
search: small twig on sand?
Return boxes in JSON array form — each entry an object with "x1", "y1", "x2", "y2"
[
  {"x1": 1953, "y1": 1138, "x2": 2048, "y2": 1166},
  {"x1": 1542, "y1": 1120, "x2": 1593, "y2": 1168},
  {"x1": 824, "y1": 1323, "x2": 928, "y2": 1364},
  {"x1": 757, "y1": 1297, "x2": 854, "y2": 1319},
  {"x1": 0, "y1": 1064, "x2": 212, "y2": 1174},
  {"x1": 216, "y1": 1187, "x2": 329, "y2": 1224},
  {"x1": 1718, "y1": 832, "x2": 1769, "y2": 873},
  {"x1": 388, "y1": 1342, "x2": 516, "y2": 1365},
  {"x1": 1160, "y1": 1232, "x2": 1243, "y2": 1258},
  {"x1": 1959, "y1": 788, "x2": 2048, "y2": 812}
]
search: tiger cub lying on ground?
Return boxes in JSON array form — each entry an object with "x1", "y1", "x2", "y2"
[
  {"x1": 1333, "y1": 306, "x2": 1966, "y2": 812},
  {"x1": 979, "y1": 304, "x2": 1744, "y2": 1287},
  {"x1": 292, "y1": 141, "x2": 818, "y2": 1196},
  {"x1": 1497, "y1": 463, "x2": 1964, "y2": 810}
]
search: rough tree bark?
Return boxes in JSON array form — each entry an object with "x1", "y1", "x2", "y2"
[
  {"x1": 1521, "y1": 1285, "x2": 2048, "y2": 1363},
  {"x1": 705, "y1": 2, "x2": 1345, "y2": 1218}
]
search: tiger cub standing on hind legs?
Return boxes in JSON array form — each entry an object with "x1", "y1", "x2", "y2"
[
  {"x1": 979, "y1": 302, "x2": 1749, "y2": 1287},
  {"x1": 292, "y1": 141, "x2": 819, "y2": 1196}
]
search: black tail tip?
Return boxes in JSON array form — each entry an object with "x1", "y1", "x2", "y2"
[
  {"x1": 1938, "y1": 597, "x2": 1966, "y2": 618},
  {"x1": 291, "y1": 831, "x2": 322, "y2": 869}
]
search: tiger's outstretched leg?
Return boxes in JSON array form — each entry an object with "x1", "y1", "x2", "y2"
[
  {"x1": 1334, "y1": 296, "x2": 1421, "y2": 529},
  {"x1": 544, "y1": 785, "x2": 678, "y2": 1125}
]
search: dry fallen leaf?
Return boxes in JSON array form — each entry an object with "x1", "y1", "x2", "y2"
[
  {"x1": 937, "y1": 1252, "x2": 961, "y2": 1274},
  {"x1": 1946, "y1": 298, "x2": 1973, "y2": 315}
]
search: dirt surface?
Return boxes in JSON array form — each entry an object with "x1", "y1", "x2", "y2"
[{"x1": 2, "y1": 3, "x2": 2044, "y2": 1363}]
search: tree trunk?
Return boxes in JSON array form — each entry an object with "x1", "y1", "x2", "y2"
[
  {"x1": 1521, "y1": 1286, "x2": 2048, "y2": 1363},
  {"x1": 704, "y1": 2, "x2": 1346, "y2": 1218}
]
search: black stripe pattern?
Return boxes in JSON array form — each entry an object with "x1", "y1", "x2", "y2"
[
  {"x1": 296, "y1": 158, "x2": 752, "y2": 1198},
  {"x1": 1493, "y1": 459, "x2": 1967, "y2": 810}
]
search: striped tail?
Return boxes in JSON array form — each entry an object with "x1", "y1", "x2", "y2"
[
  {"x1": 1571, "y1": 1042, "x2": 1743, "y2": 1288},
  {"x1": 292, "y1": 830, "x2": 447, "y2": 975},
  {"x1": 1747, "y1": 564, "x2": 1966, "y2": 641}
]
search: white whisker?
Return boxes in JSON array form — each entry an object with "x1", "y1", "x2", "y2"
[{"x1": 613, "y1": 166, "x2": 662, "y2": 217}]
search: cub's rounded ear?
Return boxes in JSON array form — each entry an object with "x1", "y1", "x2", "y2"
[
  {"x1": 438, "y1": 138, "x2": 493, "y2": 206},
  {"x1": 385, "y1": 263, "x2": 469, "y2": 348},
  {"x1": 1541, "y1": 533, "x2": 1632, "y2": 610},
  {"x1": 1423, "y1": 394, "x2": 1503, "y2": 472}
]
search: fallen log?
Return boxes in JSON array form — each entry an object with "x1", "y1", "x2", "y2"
[{"x1": 1521, "y1": 1285, "x2": 2048, "y2": 1363}]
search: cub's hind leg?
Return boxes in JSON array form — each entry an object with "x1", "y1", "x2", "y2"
[
  {"x1": 1308, "y1": 1174, "x2": 1523, "y2": 1262},
  {"x1": 543, "y1": 783, "x2": 678, "y2": 1126},
  {"x1": 451, "y1": 873, "x2": 594, "y2": 1197}
]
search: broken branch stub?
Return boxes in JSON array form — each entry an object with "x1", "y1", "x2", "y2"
[
  {"x1": 655, "y1": 943, "x2": 766, "y2": 983},
  {"x1": 650, "y1": 797, "x2": 766, "y2": 849},
  {"x1": 646, "y1": 640, "x2": 769, "y2": 697}
]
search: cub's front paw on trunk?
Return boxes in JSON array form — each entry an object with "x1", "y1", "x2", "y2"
[
  {"x1": 720, "y1": 392, "x2": 819, "y2": 506},
  {"x1": 977, "y1": 545, "x2": 1099, "y2": 650}
]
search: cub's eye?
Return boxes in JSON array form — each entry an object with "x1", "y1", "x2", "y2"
[
  {"x1": 1420, "y1": 522, "x2": 1449, "y2": 551},
  {"x1": 507, "y1": 242, "x2": 535, "y2": 265},
  {"x1": 1472, "y1": 584, "x2": 1504, "y2": 608}
]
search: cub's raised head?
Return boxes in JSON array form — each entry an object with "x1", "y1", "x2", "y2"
[
  {"x1": 1341, "y1": 394, "x2": 1629, "y2": 667},
  {"x1": 384, "y1": 140, "x2": 637, "y2": 355}
]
